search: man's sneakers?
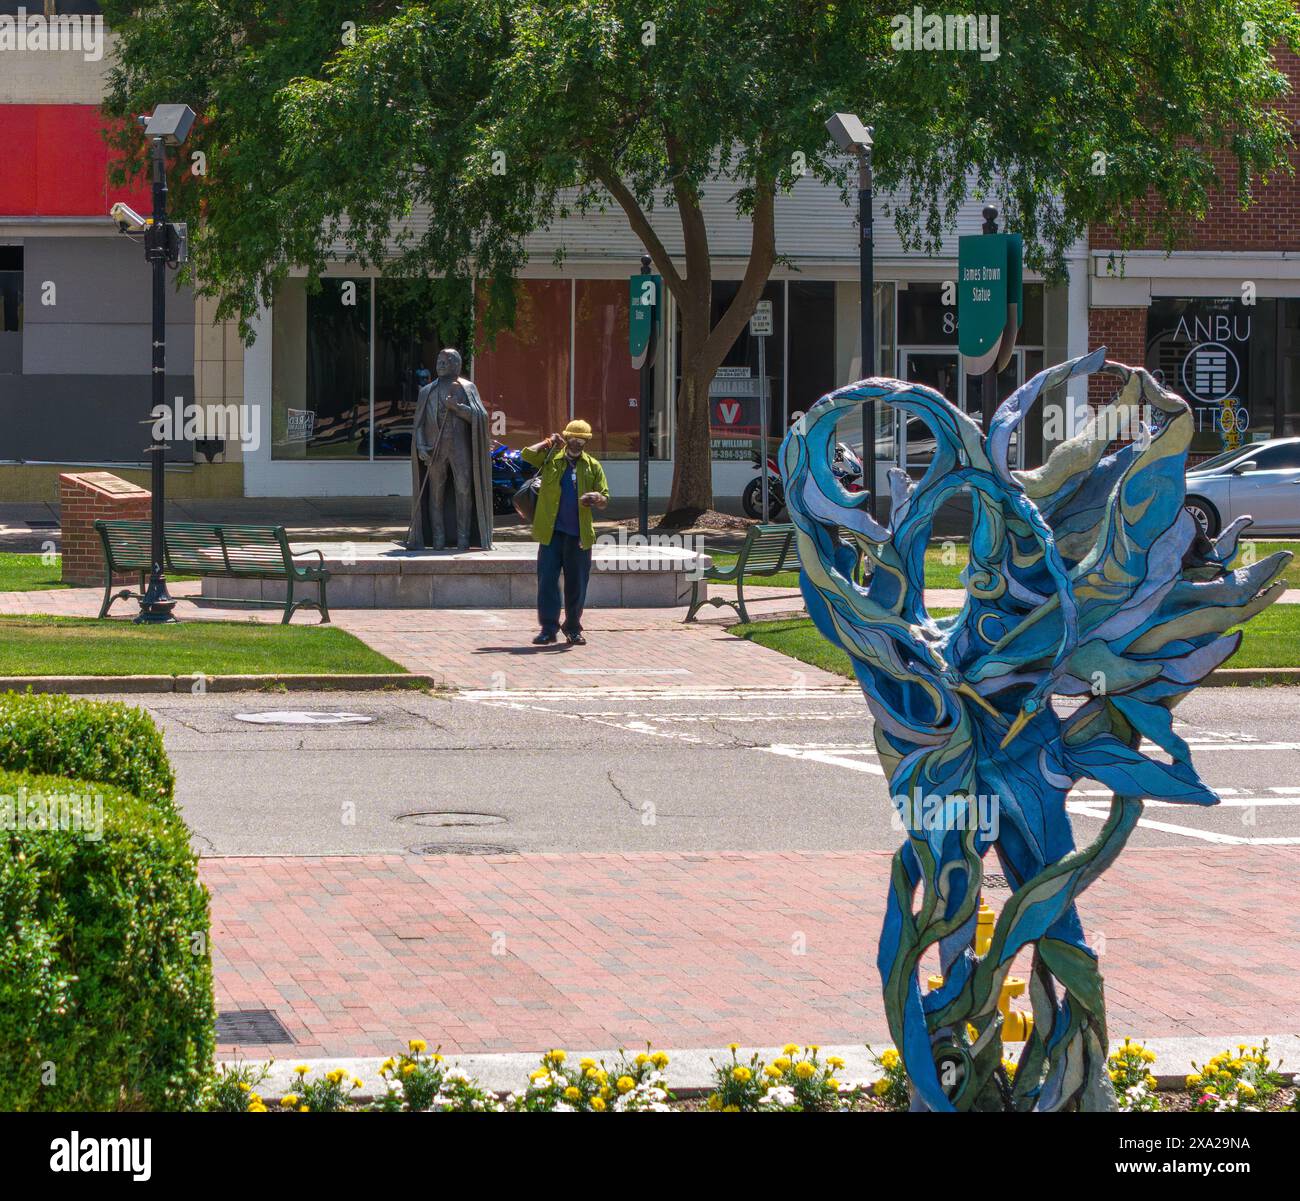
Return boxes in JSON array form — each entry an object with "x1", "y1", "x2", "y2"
[
  {"x1": 532, "y1": 632, "x2": 585, "y2": 646},
  {"x1": 565, "y1": 632, "x2": 586, "y2": 646},
  {"x1": 532, "y1": 632, "x2": 558, "y2": 645}
]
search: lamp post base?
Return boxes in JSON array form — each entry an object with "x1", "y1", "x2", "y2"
[{"x1": 135, "y1": 571, "x2": 178, "y2": 624}]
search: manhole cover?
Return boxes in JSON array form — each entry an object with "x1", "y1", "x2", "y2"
[
  {"x1": 397, "y1": 811, "x2": 507, "y2": 828},
  {"x1": 412, "y1": 843, "x2": 514, "y2": 856},
  {"x1": 983, "y1": 874, "x2": 1011, "y2": 890},
  {"x1": 234, "y1": 711, "x2": 375, "y2": 725},
  {"x1": 216, "y1": 1008, "x2": 295, "y2": 1044}
]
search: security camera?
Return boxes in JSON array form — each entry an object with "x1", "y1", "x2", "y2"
[{"x1": 110, "y1": 202, "x2": 149, "y2": 234}]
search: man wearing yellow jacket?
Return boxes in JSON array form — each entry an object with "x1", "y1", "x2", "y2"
[{"x1": 521, "y1": 419, "x2": 609, "y2": 645}]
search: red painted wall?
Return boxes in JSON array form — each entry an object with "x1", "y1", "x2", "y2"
[{"x1": 0, "y1": 104, "x2": 150, "y2": 218}]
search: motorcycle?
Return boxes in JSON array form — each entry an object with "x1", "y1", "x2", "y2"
[
  {"x1": 742, "y1": 449, "x2": 786, "y2": 521},
  {"x1": 742, "y1": 441, "x2": 866, "y2": 521},
  {"x1": 491, "y1": 441, "x2": 538, "y2": 515},
  {"x1": 833, "y1": 442, "x2": 866, "y2": 491}
]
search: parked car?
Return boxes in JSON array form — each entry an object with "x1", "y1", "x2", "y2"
[{"x1": 1183, "y1": 437, "x2": 1300, "y2": 535}]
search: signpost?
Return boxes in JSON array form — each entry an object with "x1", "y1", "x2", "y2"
[
  {"x1": 958, "y1": 207, "x2": 1022, "y2": 430},
  {"x1": 750, "y1": 299, "x2": 774, "y2": 520},
  {"x1": 630, "y1": 255, "x2": 661, "y2": 535}
]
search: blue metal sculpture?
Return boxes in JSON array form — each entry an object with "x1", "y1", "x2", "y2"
[{"x1": 780, "y1": 350, "x2": 1290, "y2": 1111}]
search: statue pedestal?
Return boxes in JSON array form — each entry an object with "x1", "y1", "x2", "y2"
[{"x1": 200, "y1": 541, "x2": 712, "y2": 608}]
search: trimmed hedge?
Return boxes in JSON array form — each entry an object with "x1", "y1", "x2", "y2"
[
  {"x1": 0, "y1": 691, "x2": 175, "y2": 812},
  {"x1": 0, "y1": 767, "x2": 214, "y2": 1111}
]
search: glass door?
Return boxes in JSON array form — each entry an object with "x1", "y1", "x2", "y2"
[
  {"x1": 898, "y1": 349, "x2": 962, "y2": 471},
  {"x1": 965, "y1": 351, "x2": 1026, "y2": 468}
]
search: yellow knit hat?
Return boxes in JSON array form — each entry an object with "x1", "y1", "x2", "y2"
[{"x1": 562, "y1": 419, "x2": 593, "y2": 439}]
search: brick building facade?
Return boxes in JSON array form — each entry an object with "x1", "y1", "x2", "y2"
[{"x1": 1087, "y1": 48, "x2": 1300, "y2": 451}]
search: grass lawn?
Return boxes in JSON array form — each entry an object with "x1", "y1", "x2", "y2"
[
  {"x1": 731, "y1": 603, "x2": 1300, "y2": 680},
  {"x1": 0, "y1": 553, "x2": 66, "y2": 592},
  {"x1": 0, "y1": 615, "x2": 406, "y2": 677}
]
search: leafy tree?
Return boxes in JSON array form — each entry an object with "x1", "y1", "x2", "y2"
[{"x1": 103, "y1": 1, "x2": 1299, "y2": 518}]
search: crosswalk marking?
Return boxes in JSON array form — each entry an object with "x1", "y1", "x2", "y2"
[
  {"x1": 759, "y1": 744, "x2": 886, "y2": 776},
  {"x1": 1066, "y1": 802, "x2": 1300, "y2": 846},
  {"x1": 759, "y1": 742, "x2": 1300, "y2": 846}
]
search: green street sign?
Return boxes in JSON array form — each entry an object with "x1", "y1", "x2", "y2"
[
  {"x1": 630, "y1": 273, "x2": 661, "y2": 370},
  {"x1": 957, "y1": 233, "x2": 1022, "y2": 371}
]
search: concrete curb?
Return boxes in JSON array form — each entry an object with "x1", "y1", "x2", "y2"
[
  {"x1": 1203, "y1": 667, "x2": 1300, "y2": 686},
  {"x1": 723, "y1": 621, "x2": 1300, "y2": 687},
  {"x1": 0, "y1": 673, "x2": 439, "y2": 694},
  {"x1": 221, "y1": 1034, "x2": 1300, "y2": 1103}
]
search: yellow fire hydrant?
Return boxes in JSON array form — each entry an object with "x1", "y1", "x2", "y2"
[{"x1": 927, "y1": 901, "x2": 1034, "y2": 1043}]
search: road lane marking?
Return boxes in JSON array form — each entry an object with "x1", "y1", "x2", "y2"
[
  {"x1": 1066, "y1": 801, "x2": 1300, "y2": 846},
  {"x1": 758, "y1": 744, "x2": 886, "y2": 776}
]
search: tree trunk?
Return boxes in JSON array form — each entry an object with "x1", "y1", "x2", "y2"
[
  {"x1": 667, "y1": 349, "x2": 717, "y2": 522},
  {"x1": 666, "y1": 179, "x2": 777, "y2": 519},
  {"x1": 589, "y1": 153, "x2": 776, "y2": 521}
]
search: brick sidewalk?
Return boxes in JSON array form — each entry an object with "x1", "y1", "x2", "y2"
[
  {"x1": 0, "y1": 582, "x2": 843, "y2": 690},
  {"x1": 205, "y1": 846, "x2": 1300, "y2": 1061}
]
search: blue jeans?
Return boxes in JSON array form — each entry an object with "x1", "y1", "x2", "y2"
[{"x1": 537, "y1": 531, "x2": 592, "y2": 638}]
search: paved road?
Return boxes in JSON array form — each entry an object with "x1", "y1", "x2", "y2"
[{"x1": 117, "y1": 685, "x2": 1300, "y2": 857}]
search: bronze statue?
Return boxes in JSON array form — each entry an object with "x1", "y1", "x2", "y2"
[{"x1": 406, "y1": 348, "x2": 493, "y2": 551}]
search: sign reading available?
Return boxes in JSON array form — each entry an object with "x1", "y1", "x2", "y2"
[{"x1": 957, "y1": 232, "x2": 1022, "y2": 375}]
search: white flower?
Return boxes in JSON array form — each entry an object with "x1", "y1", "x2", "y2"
[{"x1": 760, "y1": 1086, "x2": 797, "y2": 1109}]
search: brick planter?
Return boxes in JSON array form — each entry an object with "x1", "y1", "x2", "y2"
[{"x1": 58, "y1": 472, "x2": 151, "y2": 586}]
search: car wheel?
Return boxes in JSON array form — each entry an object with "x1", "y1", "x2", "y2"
[{"x1": 1184, "y1": 497, "x2": 1219, "y2": 537}]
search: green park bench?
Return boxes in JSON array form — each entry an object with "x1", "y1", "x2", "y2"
[
  {"x1": 94, "y1": 520, "x2": 330, "y2": 624},
  {"x1": 684, "y1": 521, "x2": 874, "y2": 624},
  {"x1": 684, "y1": 522, "x2": 798, "y2": 624}
]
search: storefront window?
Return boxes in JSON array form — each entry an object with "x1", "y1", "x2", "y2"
[
  {"x1": 272, "y1": 276, "x2": 472, "y2": 461},
  {"x1": 272, "y1": 277, "x2": 370, "y2": 460},
  {"x1": 1146, "y1": 298, "x2": 1300, "y2": 454},
  {"x1": 372, "y1": 279, "x2": 471, "y2": 459},
  {"x1": 0, "y1": 245, "x2": 21, "y2": 375},
  {"x1": 788, "y1": 281, "x2": 837, "y2": 416},
  {"x1": 1281, "y1": 302, "x2": 1300, "y2": 438},
  {"x1": 688, "y1": 281, "x2": 785, "y2": 460},
  {"x1": 898, "y1": 281, "x2": 956, "y2": 345},
  {"x1": 473, "y1": 279, "x2": 571, "y2": 451},
  {"x1": 573, "y1": 279, "x2": 646, "y2": 459}
]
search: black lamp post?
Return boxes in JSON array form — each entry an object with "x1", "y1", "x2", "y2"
[
  {"x1": 637, "y1": 252, "x2": 656, "y2": 537},
  {"x1": 112, "y1": 103, "x2": 195, "y2": 623},
  {"x1": 826, "y1": 113, "x2": 876, "y2": 519}
]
